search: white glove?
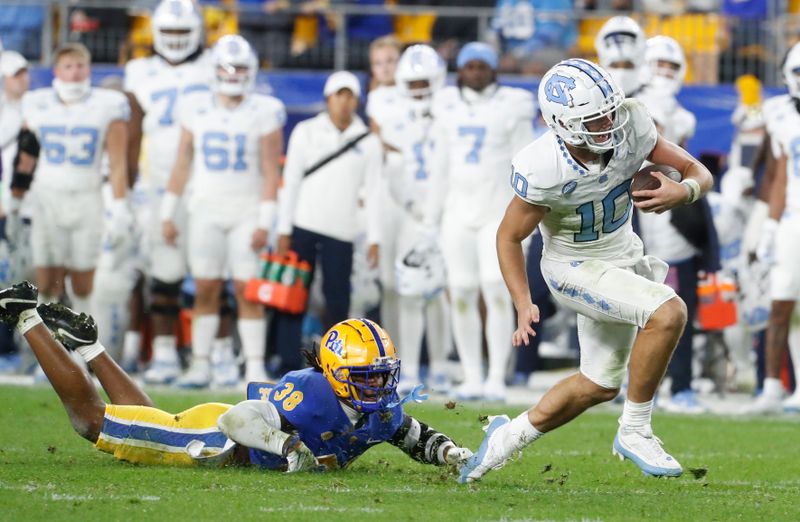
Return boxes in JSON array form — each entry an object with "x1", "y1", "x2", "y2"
[
  {"x1": 106, "y1": 199, "x2": 134, "y2": 247},
  {"x1": 444, "y1": 445, "x2": 474, "y2": 466},
  {"x1": 755, "y1": 218, "x2": 778, "y2": 265},
  {"x1": 285, "y1": 439, "x2": 319, "y2": 472}
]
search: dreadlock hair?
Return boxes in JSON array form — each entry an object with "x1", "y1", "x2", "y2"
[{"x1": 302, "y1": 347, "x2": 323, "y2": 372}]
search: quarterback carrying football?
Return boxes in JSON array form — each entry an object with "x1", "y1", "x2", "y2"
[{"x1": 459, "y1": 58, "x2": 713, "y2": 483}]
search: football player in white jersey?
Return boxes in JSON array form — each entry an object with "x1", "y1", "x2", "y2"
[
  {"x1": 19, "y1": 43, "x2": 130, "y2": 316},
  {"x1": 0, "y1": 51, "x2": 33, "y2": 285},
  {"x1": 424, "y1": 42, "x2": 535, "y2": 401},
  {"x1": 369, "y1": 44, "x2": 452, "y2": 394},
  {"x1": 124, "y1": 0, "x2": 213, "y2": 384},
  {"x1": 161, "y1": 35, "x2": 285, "y2": 387},
  {"x1": 594, "y1": 16, "x2": 649, "y2": 98},
  {"x1": 365, "y1": 36, "x2": 404, "y2": 346},
  {"x1": 748, "y1": 42, "x2": 800, "y2": 413},
  {"x1": 640, "y1": 36, "x2": 696, "y2": 147},
  {"x1": 459, "y1": 59, "x2": 713, "y2": 483}
]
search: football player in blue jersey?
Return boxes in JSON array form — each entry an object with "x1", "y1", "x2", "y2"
[{"x1": 0, "y1": 281, "x2": 473, "y2": 471}]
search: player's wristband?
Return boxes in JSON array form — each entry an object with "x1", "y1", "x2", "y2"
[
  {"x1": 680, "y1": 179, "x2": 701, "y2": 204},
  {"x1": 258, "y1": 200, "x2": 276, "y2": 231},
  {"x1": 159, "y1": 192, "x2": 179, "y2": 222}
]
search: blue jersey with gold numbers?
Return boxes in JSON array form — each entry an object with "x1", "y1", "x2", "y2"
[{"x1": 247, "y1": 368, "x2": 404, "y2": 470}]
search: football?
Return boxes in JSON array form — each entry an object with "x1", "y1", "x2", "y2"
[{"x1": 630, "y1": 164, "x2": 681, "y2": 202}]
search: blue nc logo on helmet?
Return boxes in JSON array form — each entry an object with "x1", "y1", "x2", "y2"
[{"x1": 544, "y1": 74, "x2": 576, "y2": 106}]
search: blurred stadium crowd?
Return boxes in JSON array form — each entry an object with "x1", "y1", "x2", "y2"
[{"x1": 0, "y1": 0, "x2": 799, "y2": 416}]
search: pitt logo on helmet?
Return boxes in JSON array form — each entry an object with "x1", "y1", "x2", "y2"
[{"x1": 319, "y1": 318, "x2": 401, "y2": 413}]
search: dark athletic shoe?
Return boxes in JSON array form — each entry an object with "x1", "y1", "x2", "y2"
[
  {"x1": 0, "y1": 281, "x2": 38, "y2": 325},
  {"x1": 37, "y1": 303, "x2": 98, "y2": 351}
]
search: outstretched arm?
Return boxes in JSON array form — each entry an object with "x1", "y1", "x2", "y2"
[
  {"x1": 388, "y1": 414, "x2": 472, "y2": 466},
  {"x1": 217, "y1": 400, "x2": 318, "y2": 472}
]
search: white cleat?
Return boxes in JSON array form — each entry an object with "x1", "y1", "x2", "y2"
[
  {"x1": 396, "y1": 377, "x2": 418, "y2": 396},
  {"x1": 745, "y1": 393, "x2": 783, "y2": 415},
  {"x1": 451, "y1": 381, "x2": 483, "y2": 401},
  {"x1": 458, "y1": 415, "x2": 512, "y2": 484},
  {"x1": 244, "y1": 365, "x2": 269, "y2": 385},
  {"x1": 428, "y1": 372, "x2": 451, "y2": 394},
  {"x1": 213, "y1": 361, "x2": 240, "y2": 388},
  {"x1": 176, "y1": 362, "x2": 212, "y2": 389},
  {"x1": 482, "y1": 380, "x2": 507, "y2": 403},
  {"x1": 782, "y1": 392, "x2": 800, "y2": 413},
  {"x1": 143, "y1": 360, "x2": 181, "y2": 385},
  {"x1": 612, "y1": 425, "x2": 683, "y2": 477}
]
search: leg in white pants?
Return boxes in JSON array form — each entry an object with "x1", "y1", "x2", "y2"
[
  {"x1": 425, "y1": 292, "x2": 452, "y2": 392},
  {"x1": 398, "y1": 294, "x2": 426, "y2": 386},
  {"x1": 450, "y1": 286, "x2": 483, "y2": 397},
  {"x1": 482, "y1": 281, "x2": 514, "y2": 394}
]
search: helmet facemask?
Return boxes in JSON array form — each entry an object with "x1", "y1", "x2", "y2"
[
  {"x1": 333, "y1": 356, "x2": 400, "y2": 413},
  {"x1": 555, "y1": 91, "x2": 629, "y2": 153}
]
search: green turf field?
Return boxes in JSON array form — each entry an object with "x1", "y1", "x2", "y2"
[{"x1": 1, "y1": 385, "x2": 798, "y2": 521}]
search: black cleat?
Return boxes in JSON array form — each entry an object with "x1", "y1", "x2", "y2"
[
  {"x1": 0, "y1": 281, "x2": 38, "y2": 325},
  {"x1": 36, "y1": 303, "x2": 98, "y2": 351}
]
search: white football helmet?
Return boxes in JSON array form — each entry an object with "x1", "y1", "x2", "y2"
[
  {"x1": 395, "y1": 236, "x2": 446, "y2": 299},
  {"x1": 782, "y1": 42, "x2": 800, "y2": 99},
  {"x1": 212, "y1": 35, "x2": 258, "y2": 97},
  {"x1": 152, "y1": 0, "x2": 203, "y2": 64},
  {"x1": 538, "y1": 58, "x2": 628, "y2": 153},
  {"x1": 594, "y1": 16, "x2": 647, "y2": 96},
  {"x1": 646, "y1": 36, "x2": 686, "y2": 96},
  {"x1": 395, "y1": 44, "x2": 446, "y2": 113}
]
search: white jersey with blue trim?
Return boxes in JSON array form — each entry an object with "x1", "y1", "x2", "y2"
[
  {"x1": 22, "y1": 87, "x2": 130, "y2": 192},
  {"x1": 431, "y1": 84, "x2": 536, "y2": 227},
  {"x1": 511, "y1": 98, "x2": 657, "y2": 264},
  {"x1": 762, "y1": 94, "x2": 800, "y2": 215},
  {"x1": 369, "y1": 90, "x2": 436, "y2": 212},
  {"x1": 124, "y1": 52, "x2": 213, "y2": 188},
  {"x1": 179, "y1": 91, "x2": 286, "y2": 218},
  {"x1": 636, "y1": 87, "x2": 696, "y2": 145}
]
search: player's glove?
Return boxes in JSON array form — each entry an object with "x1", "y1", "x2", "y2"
[
  {"x1": 105, "y1": 199, "x2": 134, "y2": 247},
  {"x1": 285, "y1": 438, "x2": 319, "y2": 472},
  {"x1": 755, "y1": 218, "x2": 778, "y2": 265},
  {"x1": 444, "y1": 445, "x2": 474, "y2": 466}
]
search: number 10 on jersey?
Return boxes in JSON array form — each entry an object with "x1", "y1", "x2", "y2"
[{"x1": 574, "y1": 179, "x2": 632, "y2": 242}]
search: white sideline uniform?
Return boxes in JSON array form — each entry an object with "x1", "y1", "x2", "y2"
[
  {"x1": 22, "y1": 87, "x2": 130, "y2": 270},
  {"x1": 512, "y1": 99, "x2": 676, "y2": 389},
  {"x1": 366, "y1": 86, "x2": 406, "y2": 289},
  {"x1": 124, "y1": 53, "x2": 212, "y2": 282},
  {"x1": 762, "y1": 94, "x2": 800, "y2": 301},
  {"x1": 180, "y1": 91, "x2": 286, "y2": 280},
  {"x1": 369, "y1": 87, "x2": 437, "y2": 264},
  {"x1": 430, "y1": 85, "x2": 536, "y2": 287}
]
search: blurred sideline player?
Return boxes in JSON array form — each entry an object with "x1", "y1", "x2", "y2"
[
  {"x1": 124, "y1": 0, "x2": 213, "y2": 383},
  {"x1": 748, "y1": 42, "x2": 800, "y2": 413},
  {"x1": 365, "y1": 35, "x2": 403, "y2": 343},
  {"x1": 369, "y1": 44, "x2": 452, "y2": 394},
  {"x1": 424, "y1": 42, "x2": 535, "y2": 401},
  {"x1": 18, "y1": 43, "x2": 129, "y2": 316},
  {"x1": 0, "y1": 51, "x2": 33, "y2": 282},
  {"x1": 594, "y1": 16, "x2": 649, "y2": 97},
  {"x1": 460, "y1": 59, "x2": 713, "y2": 482},
  {"x1": 639, "y1": 36, "x2": 696, "y2": 148},
  {"x1": 162, "y1": 35, "x2": 285, "y2": 387},
  {"x1": 0, "y1": 281, "x2": 472, "y2": 473}
]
